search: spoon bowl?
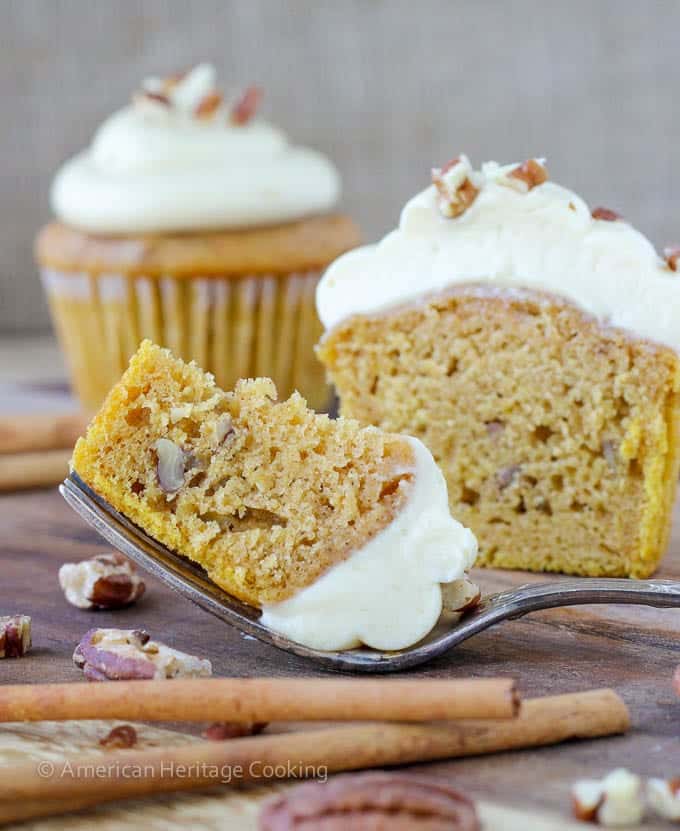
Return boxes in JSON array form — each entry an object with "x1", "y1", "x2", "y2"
[{"x1": 60, "y1": 472, "x2": 680, "y2": 672}]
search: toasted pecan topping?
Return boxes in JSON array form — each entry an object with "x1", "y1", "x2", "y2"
[
  {"x1": 195, "y1": 91, "x2": 223, "y2": 119},
  {"x1": 664, "y1": 246, "x2": 680, "y2": 272},
  {"x1": 431, "y1": 155, "x2": 480, "y2": 218},
  {"x1": 230, "y1": 85, "x2": 263, "y2": 125},
  {"x1": 592, "y1": 207, "x2": 622, "y2": 222},
  {"x1": 139, "y1": 90, "x2": 171, "y2": 107},
  {"x1": 508, "y1": 159, "x2": 548, "y2": 191}
]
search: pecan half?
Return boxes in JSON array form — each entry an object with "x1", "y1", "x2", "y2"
[
  {"x1": 664, "y1": 246, "x2": 680, "y2": 272},
  {"x1": 59, "y1": 553, "x2": 145, "y2": 610},
  {"x1": 100, "y1": 724, "x2": 138, "y2": 750},
  {"x1": 431, "y1": 155, "x2": 481, "y2": 218},
  {"x1": 591, "y1": 207, "x2": 622, "y2": 222},
  {"x1": 73, "y1": 628, "x2": 212, "y2": 682},
  {"x1": 230, "y1": 86, "x2": 263, "y2": 125},
  {"x1": 259, "y1": 772, "x2": 480, "y2": 830},
  {"x1": 202, "y1": 722, "x2": 267, "y2": 741},
  {"x1": 0, "y1": 615, "x2": 31, "y2": 658}
]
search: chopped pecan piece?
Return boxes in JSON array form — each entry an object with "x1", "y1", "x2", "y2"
[
  {"x1": 59, "y1": 552, "x2": 145, "y2": 610},
  {"x1": 647, "y1": 777, "x2": 680, "y2": 822},
  {"x1": 259, "y1": 772, "x2": 480, "y2": 830},
  {"x1": 230, "y1": 85, "x2": 263, "y2": 125},
  {"x1": 195, "y1": 91, "x2": 223, "y2": 119},
  {"x1": 202, "y1": 722, "x2": 267, "y2": 741},
  {"x1": 505, "y1": 158, "x2": 548, "y2": 192},
  {"x1": 0, "y1": 615, "x2": 31, "y2": 658},
  {"x1": 571, "y1": 769, "x2": 644, "y2": 826},
  {"x1": 73, "y1": 628, "x2": 212, "y2": 682},
  {"x1": 441, "y1": 576, "x2": 481, "y2": 618},
  {"x1": 135, "y1": 90, "x2": 171, "y2": 109},
  {"x1": 664, "y1": 245, "x2": 680, "y2": 272},
  {"x1": 100, "y1": 724, "x2": 138, "y2": 749},
  {"x1": 591, "y1": 207, "x2": 622, "y2": 222},
  {"x1": 431, "y1": 155, "x2": 481, "y2": 218}
]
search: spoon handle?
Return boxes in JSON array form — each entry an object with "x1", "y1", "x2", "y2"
[{"x1": 483, "y1": 578, "x2": 680, "y2": 621}]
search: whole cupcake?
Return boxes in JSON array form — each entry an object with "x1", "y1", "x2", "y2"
[{"x1": 36, "y1": 63, "x2": 359, "y2": 412}]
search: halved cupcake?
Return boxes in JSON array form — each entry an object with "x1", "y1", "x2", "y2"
[
  {"x1": 36, "y1": 64, "x2": 360, "y2": 413},
  {"x1": 317, "y1": 155, "x2": 680, "y2": 578},
  {"x1": 72, "y1": 341, "x2": 477, "y2": 651}
]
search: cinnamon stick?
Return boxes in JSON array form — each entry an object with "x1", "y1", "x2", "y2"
[
  {"x1": 0, "y1": 448, "x2": 71, "y2": 492},
  {"x1": 0, "y1": 677, "x2": 519, "y2": 723},
  {"x1": 0, "y1": 689, "x2": 630, "y2": 826},
  {"x1": 0, "y1": 412, "x2": 89, "y2": 455}
]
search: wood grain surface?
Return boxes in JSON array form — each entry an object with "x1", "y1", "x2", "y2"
[{"x1": 1, "y1": 484, "x2": 679, "y2": 828}]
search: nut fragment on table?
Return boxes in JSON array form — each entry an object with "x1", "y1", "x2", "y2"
[
  {"x1": 259, "y1": 771, "x2": 480, "y2": 830},
  {"x1": 647, "y1": 777, "x2": 680, "y2": 822},
  {"x1": 202, "y1": 722, "x2": 267, "y2": 741},
  {"x1": 59, "y1": 553, "x2": 146, "y2": 610},
  {"x1": 73, "y1": 627, "x2": 212, "y2": 681},
  {"x1": 571, "y1": 768, "x2": 644, "y2": 826},
  {"x1": 100, "y1": 724, "x2": 138, "y2": 750},
  {"x1": 0, "y1": 615, "x2": 31, "y2": 658}
]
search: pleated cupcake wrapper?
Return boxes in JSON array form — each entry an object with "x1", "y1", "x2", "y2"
[{"x1": 41, "y1": 269, "x2": 329, "y2": 413}]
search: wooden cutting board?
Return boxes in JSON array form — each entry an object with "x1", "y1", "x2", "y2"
[{"x1": 2, "y1": 485, "x2": 679, "y2": 828}]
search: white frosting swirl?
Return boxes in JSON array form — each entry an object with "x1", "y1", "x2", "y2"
[
  {"x1": 51, "y1": 64, "x2": 340, "y2": 234},
  {"x1": 317, "y1": 160, "x2": 680, "y2": 351},
  {"x1": 260, "y1": 437, "x2": 477, "y2": 651}
]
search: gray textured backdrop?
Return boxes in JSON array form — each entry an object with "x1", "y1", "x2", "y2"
[{"x1": 1, "y1": 0, "x2": 678, "y2": 334}]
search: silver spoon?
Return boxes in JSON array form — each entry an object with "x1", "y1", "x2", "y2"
[{"x1": 60, "y1": 471, "x2": 680, "y2": 673}]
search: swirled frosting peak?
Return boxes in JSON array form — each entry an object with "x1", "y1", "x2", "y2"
[
  {"x1": 51, "y1": 64, "x2": 340, "y2": 234},
  {"x1": 317, "y1": 156, "x2": 680, "y2": 352}
]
